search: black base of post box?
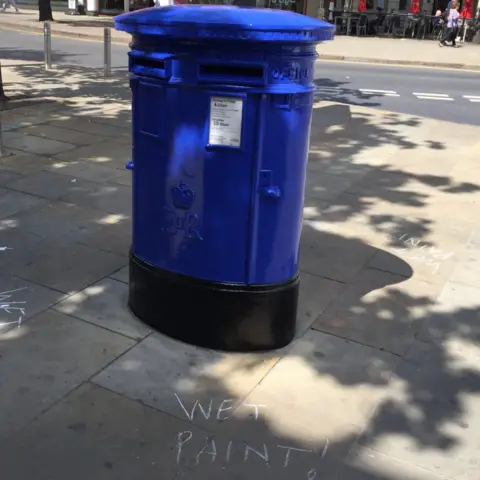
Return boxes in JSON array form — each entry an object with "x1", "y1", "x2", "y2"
[{"x1": 128, "y1": 251, "x2": 299, "y2": 352}]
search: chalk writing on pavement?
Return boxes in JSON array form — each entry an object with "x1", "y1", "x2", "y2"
[
  {"x1": 0, "y1": 288, "x2": 27, "y2": 328},
  {"x1": 174, "y1": 393, "x2": 329, "y2": 478},
  {"x1": 390, "y1": 234, "x2": 454, "y2": 275}
]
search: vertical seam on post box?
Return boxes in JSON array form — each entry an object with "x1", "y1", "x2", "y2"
[{"x1": 246, "y1": 93, "x2": 267, "y2": 286}]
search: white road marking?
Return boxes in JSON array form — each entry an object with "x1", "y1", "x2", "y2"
[
  {"x1": 413, "y1": 92, "x2": 453, "y2": 101},
  {"x1": 360, "y1": 89, "x2": 397, "y2": 93},
  {"x1": 464, "y1": 95, "x2": 480, "y2": 103},
  {"x1": 415, "y1": 96, "x2": 454, "y2": 101},
  {"x1": 315, "y1": 87, "x2": 342, "y2": 93},
  {"x1": 314, "y1": 88, "x2": 478, "y2": 103},
  {"x1": 359, "y1": 89, "x2": 400, "y2": 97},
  {"x1": 413, "y1": 92, "x2": 450, "y2": 97}
]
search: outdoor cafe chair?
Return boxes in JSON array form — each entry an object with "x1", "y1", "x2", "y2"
[
  {"x1": 390, "y1": 15, "x2": 405, "y2": 36},
  {"x1": 431, "y1": 18, "x2": 444, "y2": 39},
  {"x1": 357, "y1": 14, "x2": 368, "y2": 36},
  {"x1": 335, "y1": 15, "x2": 347, "y2": 34},
  {"x1": 413, "y1": 15, "x2": 429, "y2": 39}
]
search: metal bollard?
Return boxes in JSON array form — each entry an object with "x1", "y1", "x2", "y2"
[
  {"x1": 0, "y1": 112, "x2": 5, "y2": 159},
  {"x1": 0, "y1": 61, "x2": 9, "y2": 159},
  {"x1": 104, "y1": 28, "x2": 112, "y2": 78},
  {"x1": 44, "y1": 22, "x2": 52, "y2": 70},
  {"x1": 0, "y1": 61, "x2": 8, "y2": 101}
]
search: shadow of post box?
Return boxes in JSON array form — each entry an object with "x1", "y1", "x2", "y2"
[{"x1": 115, "y1": 5, "x2": 335, "y2": 352}]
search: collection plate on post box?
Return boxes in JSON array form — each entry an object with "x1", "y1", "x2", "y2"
[{"x1": 208, "y1": 96, "x2": 244, "y2": 147}]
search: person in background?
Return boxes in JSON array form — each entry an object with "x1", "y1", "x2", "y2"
[
  {"x1": 433, "y1": 9, "x2": 442, "y2": 25},
  {"x1": 1, "y1": 0, "x2": 19, "y2": 13},
  {"x1": 439, "y1": 0, "x2": 460, "y2": 46}
]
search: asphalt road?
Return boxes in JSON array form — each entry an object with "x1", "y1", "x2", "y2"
[
  {"x1": 0, "y1": 27, "x2": 127, "y2": 69},
  {"x1": 1, "y1": 28, "x2": 479, "y2": 125},
  {"x1": 314, "y1": 60, "x2": 480, "y2": 126}
]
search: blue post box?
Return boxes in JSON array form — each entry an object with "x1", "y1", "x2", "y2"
[{"x1": 115, "y1": 6, "x2": 334, "y2": 352}]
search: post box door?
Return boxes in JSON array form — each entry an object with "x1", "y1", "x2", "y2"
[
  {"x1": 131, "y1": 80, "x2": 258, "y2": 284},
  {"x1": 247, "y1": 92, "x2": 314, "y2": 286}
]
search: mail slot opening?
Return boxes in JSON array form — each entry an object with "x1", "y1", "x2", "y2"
[
  {"x1": 132, "y1": 57, "x2": 166, "y2": 71},
  {"x1": 199, "y1": 64, "x2": 264, "y2": 80}
]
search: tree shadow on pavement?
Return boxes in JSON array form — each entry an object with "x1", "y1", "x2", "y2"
[
  {"x1": 0, "y1": 46, "x2": 88, "y2": 66},
  {"x1": 314, "y1": 77, "x2": 385, "y2": 108},
  {"x1": 0, "y1": 61, "x2": 479, "y2": 480}
]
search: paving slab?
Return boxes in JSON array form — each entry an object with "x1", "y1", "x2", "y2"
[
  {"x1": 79, "y1": 216, "x2": 131, "y2": 257},
  {"x1": 449, "y1": 254, "x2": 480, "y2": 290},
  {"x1": 48, "y1": 118, "x2": 131, "y2": 139},
  {"x1": 337, "y1": 445, "x2": 453, "y2": 480},
  {"x1": 17, "y1": 124, "x2": 105, "y2": 146},
  {"x1": 207, "y1": 368, "x2": 363, "y2": 479},
  {"x1": 312, "y1": 268, "x2": 442, "y2": 355},
  {"x1": 242, "y1": 329, "x2": 399, "y2": 429},
  {"x1": 0, "y1": 382, "x2": 206, "y2": 480},
  {"x1": 464, "y1": 229, "x2": 480, "y2": 249},
  {"x1": 302, "y1": 207, "x2": 422, "y2": 251},
  {"x1": 92, "y1": 332, "x2": 279, "y2": 430},
  {"x1": 0, "y1": 109, "x2": 57, "y2": 128},
  {"x1": 307, "y1": 151, "x2": 375, "y2": 180},
  {"x1": 89, "y1": 111, "x2": 132, "y2": 130},
  {"x1": 304, "y1": 171, "x2": 355, "y2": 202},
  {"x1": 0, "y1": 274, "x2": 65, "y2": 334},
  {"x1": 54, "y1": 278, "x2": 149, "y2": 340},
  {"x1": 0, "y1": 227, "x2": 52, "y2": 270},
  {"x1": 296, "y1": 272, "x2": 345, "y2": 336},
  {"x1": 368, "y1": 239, "x2": 459, "y2": 287},
  {"x1": 45, "y1": 159, "x2": 129, "y2": 184},
  {"x1": 59, "y1": 181, "x2": 132, "y2": 217},
  {"x1": 5, "y1": 170, "x2": 90, "y2": 201},
  {"x1": 0, "y1": 309, "x2": 134, "y2": 440},
  {"x1": 9, "y1": 101, "x2": 67, "y2": 117},
  {"x1": 0, "y1": 188, "x2": 48, "y2": 220},
  {"x1": 110, "y1": 265, "x2": 129, "y2": 284},
  {"x1": 0, "y1": 150, "x2": 56, "y2": 174},
  {"x1": 175, "y1": 419, "x2": 351, "y2": 480},
  {"x1": 9, "y1": 242, "x2": 125, "y2": 294},
  {"x1": 299, "y1": 223, "x2": 378, "y2": 282},
  {"x1": 345, "y1": 169, "x2": 445, "y2": 203},
  {"x1": 418, "y1": 281, "x2": 480, "y2": 346},
  {"x1": 0, "y1": 169, "x2": 24, "y2": 186},
  {"x1": 359, "y1": 337, "x2": 480, "y2": 480},
  {"x1": 3, "y1": 131, "x2": 77, "y2": 156},
  {"x1": 8, "y1": 201, "x2": 108, "y2": 243},
  {"x1": 374, "y1": 148, "x2": 457, "y2": 178},
  {"x1": 54, "y1": 140, "x2": 131, "y2": 171}
]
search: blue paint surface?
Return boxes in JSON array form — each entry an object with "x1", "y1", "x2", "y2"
[
  {"x1": 115, "y1": 5, "x2": 335, "y2": 42},
  {"x1": 117, "y1": 6, "x2": 333, "y2": 284}
]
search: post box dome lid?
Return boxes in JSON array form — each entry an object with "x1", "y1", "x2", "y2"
[{"x1": 114, "y1": 5, "x2": 335, "y2": 43}]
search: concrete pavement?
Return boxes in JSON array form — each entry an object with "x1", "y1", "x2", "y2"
[
  {"x1": 1, "y1": 8, "x2": 480, "y2": 70},
  {"x1": 319, "y1": 35, "x2": 480, "y2": 71},
  {"x1": 1, "y1": 61, "x2": 480, "y2": 480}
]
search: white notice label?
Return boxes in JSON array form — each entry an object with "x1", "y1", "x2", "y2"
[{"x1": 209, "y1": 96, "x2": 243, "y2": 147}]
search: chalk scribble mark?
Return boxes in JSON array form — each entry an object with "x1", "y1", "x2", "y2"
[{"x1": 0, "y1": 287, "x2": 27, "y2": 328}]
